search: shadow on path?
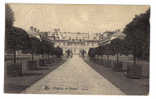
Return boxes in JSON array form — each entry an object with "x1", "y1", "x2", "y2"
[
  {"x1": 83, "y1": 58, "x2": 149, "y2": 95},
  {"x1": 4, "y1": 59, "x2": 67, "y2": 93},
  {"x1": 22, "y1": 73, "x2": 42, "y2": 76}
]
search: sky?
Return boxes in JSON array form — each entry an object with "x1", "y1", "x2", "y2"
[{"x1": 9, "y1": 4, "x2": 149, "y2": 33}]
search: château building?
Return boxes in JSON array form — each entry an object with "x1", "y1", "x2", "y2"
[
  {"x1": 28, "y1": 27, "x2": 123, "y2": 54},
  {"x1": 48, "y1": 31, "x2": 100, "y2": 54}
]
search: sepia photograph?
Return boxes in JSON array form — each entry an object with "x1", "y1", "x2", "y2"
[{"x1": 4, "y1": 3, "x2": 150, "y2": 95}]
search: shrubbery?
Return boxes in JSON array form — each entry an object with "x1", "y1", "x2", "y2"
[
  {"x1": 5, "y1": 4, "x2": 64, "y2": 75},
  {"x1": 88, "y1": 8, "x2": 150, "y2": 63}
]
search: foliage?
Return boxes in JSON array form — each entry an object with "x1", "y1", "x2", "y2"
[
  {"x1": 101, "y1": 44, "x2": 115, "y2": 55},
  {"x1": 110, "y1": 38, "x2": 123, "y2": 55},
  {"x1": 38, "y1": 40, "x2": 55, "y2": 56},
  {"x1": 27, "y1": 37, "x2": 41, "y2": 61},
  {"x1": 88, "y1": 48, "x2": 96, "y2": 58},
  {"x1": 55, "y1": 46, "x2": 63, "y2": 58},
  {"x1": 6, "y1": 26, "x2": 30, "y2": 63},
  {"x1": 95, "y1": 46, "x2": 104, "y2": 56},
  {"x1": 5, "y1": 4, "x2": 14, "y2": 29},
  {"x1": 6, "y1": 27, "x2": 30, "y2": 51},
  {"x1": 123, "y1": 9, "x2": 150, "y2": 61}
]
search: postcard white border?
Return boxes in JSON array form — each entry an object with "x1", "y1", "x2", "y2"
[{"x1": 0, "y1": 0, "x2": 155, "y2": 99}]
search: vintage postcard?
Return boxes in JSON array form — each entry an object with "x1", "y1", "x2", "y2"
[{"x1": 5, "y1": 4, "x2": 150, "y2": 95}]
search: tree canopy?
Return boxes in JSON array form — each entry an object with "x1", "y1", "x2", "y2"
[
  {"x1": 123, "y1": 9, "x2": 150, "y2": 61},
  {"x1": 5, "y1": 4, "x2": 14, "y2": 29},
  {"x1": 6, "y1": 26, "x2": 30, "y2": 51}
]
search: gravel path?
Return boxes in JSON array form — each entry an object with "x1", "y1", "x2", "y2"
[{"x1": 23, "y1": 55, "x2": 125, "y2": 95}]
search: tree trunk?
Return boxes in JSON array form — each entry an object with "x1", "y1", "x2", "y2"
[
  {"x1": 48, "y1": 53, "x2": 49, "y2": 60},
  {"x1": 31, "y1": 52, "x2": 34, "y2": 61},
  {"x1": 13, "y1": 48, "x2": 16, "y2": 64},
  {"x1": 133, "y1": 55, "x2": 136, "y2": 64},
  {"x1": 107, "y1": 55, "x2": 109, "y2": 61},
  {"x1": 42, "y1": 54, "x2": 44, "y2": 59},
  {"x1": 116, "y1": 53, "x2": 119, "y2": 64},
  {"x1": 133, "y1": 45, "x2": 137, "y2": 64}
]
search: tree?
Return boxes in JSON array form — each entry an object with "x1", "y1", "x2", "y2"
[
  {"x1": 5, "y1": 4, "x2": 14, "y2": 29},
  {"x1": 123, "y1": 9, "x2": 150, "y2": 63},
  {"x1": 55, "y1": 46, "x2": 63, "y2": 58},
  {"x1": 39, "y1": 40, "x2": 49, "y2": 58},
  {"x1": 45, "y1": 41, "x2": 55, "y2": 59},
  {"x1": 5, "y1": 5, "x2": 30, "y2": 63},
  {"x1": 96, "y1": 46, "x2": 104, "y2": 56},
  {"x1": 29, "y1": 37, "x2": 41, "y2": 61},
  {"x1": 101, "y1": 44, "x2": 114, "y2": 61},
  {"x1": 88, "y1": 48, "x2": 96, "y2": 58},
  {"x1": 6, "y1": 27, "x2": 30, "y2": 63},
  {"x1": 5, "y1": 4, "x2": 15, "y2": 50},
  {"x1": 110, "y1": 38, "x2": 123, "y2": 63}
]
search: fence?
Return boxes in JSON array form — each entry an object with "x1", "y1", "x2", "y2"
[{"x1": 88, "y1": 55, "x2": 149, "y2": 78}]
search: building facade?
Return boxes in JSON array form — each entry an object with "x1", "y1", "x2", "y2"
[
  {"x1": 51, "y1": 39, "x2": 99, "y2": 54},
  {"x1": 28, "y1": 27, "x2": 123, "y2": 55},
  {"x1": 48, "y1": 31, "x2": 100, "y2": 54}
]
